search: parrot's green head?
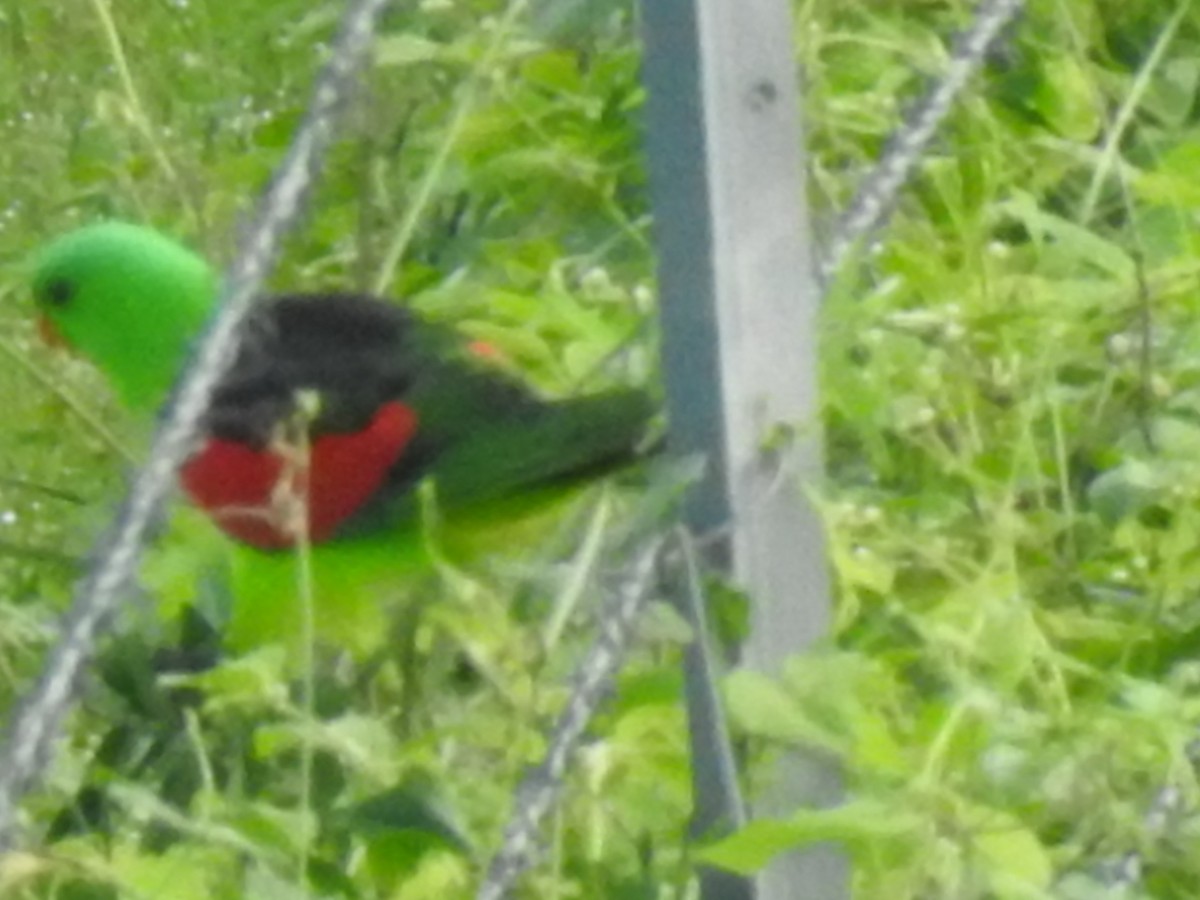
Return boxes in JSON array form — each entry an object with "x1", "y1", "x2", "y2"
[{"x1": 32, "y1": 221, "x2": 217, "y2": 412}]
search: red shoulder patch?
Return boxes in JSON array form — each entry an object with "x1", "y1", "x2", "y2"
[{"x1": 180, "y1": 402, "x2": 419, "y2": 550}]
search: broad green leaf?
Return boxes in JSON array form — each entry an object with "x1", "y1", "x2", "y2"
[
  {"x1": 974, "y1": 825, "x2": 1053, "y2": 896},
  {"x1": 698, "y1": 802, "x2": 923, "y2": 875},
  {"x1": 723, "y1": 669, "x2": 841, "y2": 750}
]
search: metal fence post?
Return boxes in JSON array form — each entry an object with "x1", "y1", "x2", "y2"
[{"x1": 641, "y1": 0, "x2": 845, "y2": 897}]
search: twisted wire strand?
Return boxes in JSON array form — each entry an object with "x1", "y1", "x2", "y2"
[
  {"x1": 0, "y1": 0, "x2": 392, "y2": 849},
  {"x1": 476, "y1": 536, "x2": 666, "y2": 900},
  {"x1": 816, "y1": 0, "x2": 1026, "y2": 291}
]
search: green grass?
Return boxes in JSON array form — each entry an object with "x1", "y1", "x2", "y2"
[
  {"x1": 1, "y1": 2, "x2": 670, "y2": 898},
  {"x1": 4, "y1": 0, "x2": 1200, "y2": 897}
]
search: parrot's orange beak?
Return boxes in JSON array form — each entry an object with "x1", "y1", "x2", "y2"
[{"x1": 37, "y1": 314, "x2": 71, "y2": 351}]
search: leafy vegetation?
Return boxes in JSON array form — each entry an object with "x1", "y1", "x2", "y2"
[{"x1": 2, "y1": 0, "x2": 1200, "y2": 897}]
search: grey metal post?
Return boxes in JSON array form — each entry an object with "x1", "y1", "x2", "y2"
[{"x1": 641, "y1": 0, "x2": 845, "y2": 897}]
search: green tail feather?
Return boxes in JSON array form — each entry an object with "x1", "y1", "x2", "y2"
[{"x1": 433, "y1": 388, "x2": 656, "y2": 508}]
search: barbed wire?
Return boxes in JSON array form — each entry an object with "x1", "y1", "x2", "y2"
[
  {"x1": 0, "y1": 0, "x2": 392, "y2": 849},
  {"x1": 476, "y1": 534, "x2": 666, "y2": 900},
  {"x1": 816, "y1": 0, "x2": 1026, "y2": 292}
]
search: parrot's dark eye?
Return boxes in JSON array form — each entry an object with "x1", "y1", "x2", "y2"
[{"x1": 42, "y1": 277, "x2": 76, "y2": 308}]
